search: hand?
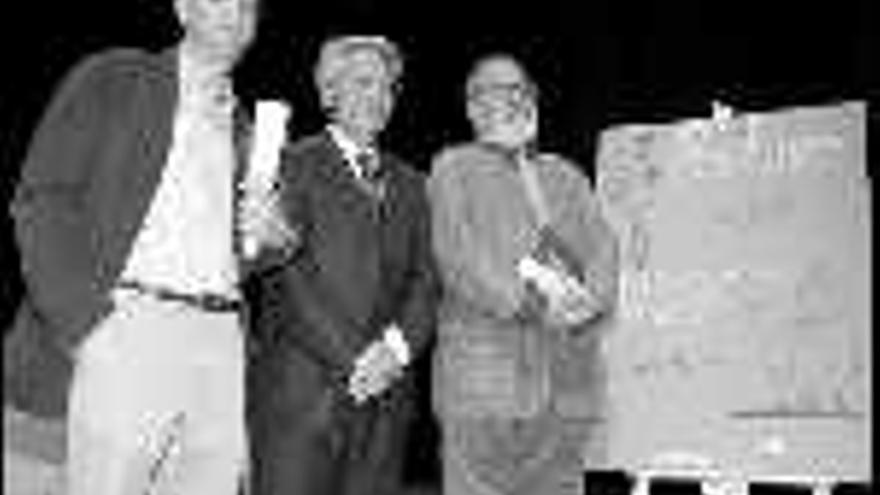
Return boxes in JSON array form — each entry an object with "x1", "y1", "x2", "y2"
[
  {"x1": 546, "y1": 283, "x2": 600, "y2": 327},
  {"x1": 239, "y1": 186, "x2": 298, "y2": 258},
  {"x1": 348, "y1": 340, "x2": 403, "y2": 404},
  {"x1": 517, "y1": 255, "x2": 574, "y2": 300},
  {"x1": 513, "y1": 281, "x2": 547, "y2": 326},
  {"x1": 242, "y1": 100, "x2": 293, "y2": 258}
]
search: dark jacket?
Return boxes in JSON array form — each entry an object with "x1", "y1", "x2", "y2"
[
  {"x1": 245, "y1": 131, "x2": 438, "y2": 495},
  {"x1": 4, "y1": 46, "x2": 250, "y2": 418},
  {"x1": 248, "y1": 131, "x2": 438, "y2": 398}
]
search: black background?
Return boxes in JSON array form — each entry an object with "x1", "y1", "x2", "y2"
[{"x1": 0, "y1": 0, "x2": 874, "y2": 486}]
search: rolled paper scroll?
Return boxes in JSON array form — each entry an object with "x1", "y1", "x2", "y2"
[{"x1": 243, "y1": 100, "x2": 291, "y2": 258}]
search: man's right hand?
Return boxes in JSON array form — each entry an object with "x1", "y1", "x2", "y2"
[
  {"x1": 242, "y1": 100, "x2": 294, "y2": 258},
  {"x1": 240, "y1": 186, "x2": 298, "y2": 258}
]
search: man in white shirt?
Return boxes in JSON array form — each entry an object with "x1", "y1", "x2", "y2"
[{"x1": 7, "y1": 0, "x2": 260, "y2": 493}]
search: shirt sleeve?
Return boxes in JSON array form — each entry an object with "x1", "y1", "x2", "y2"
[
  {"x1": 249, "y1": 142, "x2": 363, "y2": 381},
  {"x1": 555, "y1": 160, "x2": 621, "y2": 316},
  {"x1": 391, "y1": 173, "x2": 440, "y2": 363}
]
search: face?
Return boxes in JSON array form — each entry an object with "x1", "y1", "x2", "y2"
[
  {"x1": 467, "y1": 58, "x2": 538, "y2": 150},
  {"x1": 175, "y1": 0, "x2": 257, "y2": 65},
  {"x1": 327, "y1": 49, "x2": 397, "y2": 145}
]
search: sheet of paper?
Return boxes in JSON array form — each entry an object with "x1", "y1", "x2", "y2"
[
  {"x1": 246, "y1": 100, "x2": 291, "y2": 189},
  {"x1": 516, "y1": 256, "x2": 590, "y2": 301}
]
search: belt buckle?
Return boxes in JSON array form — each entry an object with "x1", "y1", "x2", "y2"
[{"x1": 199, "y1": 293, "x2": 239, "y2": 312}]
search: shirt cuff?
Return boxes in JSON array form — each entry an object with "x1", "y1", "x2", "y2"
[{"x1": 383, "y1": 324, "x2": 411, "y2": 367}]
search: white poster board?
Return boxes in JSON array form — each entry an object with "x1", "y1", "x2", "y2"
[{"x1": 595, "y1": 101, "x2": 870, "y2": 482}]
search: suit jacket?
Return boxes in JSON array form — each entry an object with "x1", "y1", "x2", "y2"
[
  {"x1": 248, "y1": 131, "x2": 438, "y2": 403},
  {"x1": 4, "y1": 46, "x2": 251, "y2": 418}
]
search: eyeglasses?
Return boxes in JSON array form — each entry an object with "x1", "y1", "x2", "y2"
[{"x1": 467, "y1": 82, "x2": 536, "y2": 103}]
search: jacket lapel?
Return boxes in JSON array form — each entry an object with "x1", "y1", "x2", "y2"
[
  {"x1": 107, "y1": 47, "x2": 179, "y2": 282},
  {"x1": 128, "y1": 47, "x2": 178, "y2": 220},
  {"x1": 232, "y1": 103, "x2": 253, "y2": 181},
  {"x1": 317, "y1": 131, "x2": 383, "y2": 213},
  {"x1": 231, "y1": 103, "x2": 251, "y2": 263}
]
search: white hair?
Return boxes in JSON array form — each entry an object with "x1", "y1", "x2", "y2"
[{"x1": 314, "y1": 35, "x2": 402, "y2": 97}]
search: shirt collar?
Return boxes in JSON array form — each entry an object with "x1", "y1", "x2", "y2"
[
  {"x1": 327, "y1": 124, "x2": 376, "y2": 176},
  {"x1": 178, "y1": 47, "x2": 233, "y2": 106}
]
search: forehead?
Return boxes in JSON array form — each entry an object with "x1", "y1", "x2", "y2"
[
  {"x1": 319, "y1": 39, "x2": 401, "y2": 89},
  {"x1": 182, "y1": 0, "x2": 256, "y2": 9},
  {"x1": 339, "y1": 49, "x2": 390, "y2": 77},
  {"x1": 470, "y1": 57, "x2": 528, "y2": 89}
]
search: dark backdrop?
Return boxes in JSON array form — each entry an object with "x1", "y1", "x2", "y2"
[{"x1": 1, "y1": 0, "x2": 873, "y2": 485}]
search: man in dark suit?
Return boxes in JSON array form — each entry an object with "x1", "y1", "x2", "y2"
[
  {"x1": 4, "y1": 0, "x2": 260, "y2": 493},
  {"x1": 246, "y1": 35, "x2": 439, "y2": 495}
]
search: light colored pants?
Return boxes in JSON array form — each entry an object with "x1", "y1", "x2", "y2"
[{"x1": 66, "y1": 290, "x2": 246, "y2": 495}]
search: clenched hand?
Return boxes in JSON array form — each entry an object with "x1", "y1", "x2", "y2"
[{"x1": 347, "y1": 339, "x2": 404, "y2": 404}]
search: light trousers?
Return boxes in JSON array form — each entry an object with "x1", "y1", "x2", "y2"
[{"x1": 67, "y1": 290, "x2": 246, "y2": 495}]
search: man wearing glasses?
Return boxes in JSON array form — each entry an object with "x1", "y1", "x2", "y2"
[{"x1": 427, "y1": 54, "x2": 620, "y2": 495}]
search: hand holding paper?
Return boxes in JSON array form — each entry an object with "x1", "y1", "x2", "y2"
[
  {"x1": 516, "y1": 256, "x2": 599, "y2": 326},
  {"x1": 546, "y1": 286, "x2": 600, "y2": 327},
  {"x1": 517, "y1": 256, "x2": 583, "y2": 300},
  {"x1": 246, "y1": 100, "x2": 291, "y2": 188},
  {"x1": 241, "y1": 100, "x2": 293, "y2": 258}
]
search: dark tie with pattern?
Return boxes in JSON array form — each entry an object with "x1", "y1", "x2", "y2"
[{"x1": 355, "y1": 151, "x2": 384, "y2": 199}]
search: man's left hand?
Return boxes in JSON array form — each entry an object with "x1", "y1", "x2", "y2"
[
  {"x1": 546, "y1": 282, "x2": 601, "y2": 328},
  {"x1": 348, "y1": 339, "x2": 403, "y2": 404}
]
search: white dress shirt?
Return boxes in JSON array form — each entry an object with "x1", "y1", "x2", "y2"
[
  {"x1": 327, "y1": 124, "x2": 410, "y2": 366},
  {"x1": 327, "y1": 124, "x2": 378, "y2": 181},
  {"x1": 120, "y1": 50, "x2": 239, "y2": 298}
]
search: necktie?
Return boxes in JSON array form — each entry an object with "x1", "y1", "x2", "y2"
[{"x1": 355, "y1": 151, "x2": 384, "y2": 198}]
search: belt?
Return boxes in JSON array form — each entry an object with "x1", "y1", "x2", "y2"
[{"x1": 117, "y1": 280, "x2": 242, "y2": 313}]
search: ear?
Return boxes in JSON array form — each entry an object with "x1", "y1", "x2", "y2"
[
  {"x1": 319, "y1": 81, "x2": 339, "y2": 114},
  {"x1": 465, "y1": 98, "x2": 484, "y2": 130}
]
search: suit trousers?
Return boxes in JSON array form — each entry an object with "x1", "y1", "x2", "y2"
[
  {"x1": 248, "y1": 346, "x2": 412, "y2": 495},
  {"x1": 66, "y1": 289, "x2": 246, "y2": 495}
]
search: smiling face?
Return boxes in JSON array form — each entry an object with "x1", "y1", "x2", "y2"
[
  {"x1": 322, "y1": 47, "x2": 398, "y2": 147},
  {"x1": 466, "y1": 55, "x2": 538, "y2": 151},
  {"x1": 174, "y1": 0, "x2": 257, "y2": 67}
]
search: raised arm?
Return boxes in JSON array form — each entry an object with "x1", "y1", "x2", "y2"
[
  {"x1": 237, "y1": 109, "x2": 302, "y2": 280},
  {"x1": 247, "y1": 142, "x2": 363, "y2": 384}
]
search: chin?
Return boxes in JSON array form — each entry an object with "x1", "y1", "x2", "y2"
[
  {"x1": 352, "y1": 120, "x2": 385, "y2": 139},
  {"x1": 484, "y1": 136, "x2": 524, "y2": 149}
]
